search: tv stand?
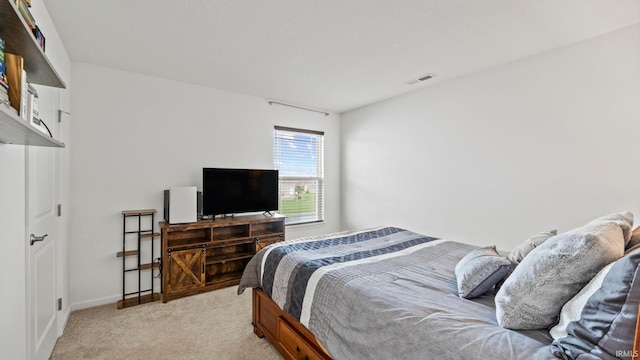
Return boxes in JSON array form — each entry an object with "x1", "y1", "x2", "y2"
[{"x1": 160, "y1": 213, "x2": 285, "y2": 302}]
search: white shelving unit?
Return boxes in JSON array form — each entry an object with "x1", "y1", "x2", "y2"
[{"x1": 0, "y1": 0, "x2": 66, "y2": 147}]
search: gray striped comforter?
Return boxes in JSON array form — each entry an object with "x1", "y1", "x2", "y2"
[{"x1": 238, "y1": 227, "x2": 557, "y2": 360}]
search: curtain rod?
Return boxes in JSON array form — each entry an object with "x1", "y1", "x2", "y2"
[{"x1": 267, "y1": 101, "x2": 329, "y2": 116}]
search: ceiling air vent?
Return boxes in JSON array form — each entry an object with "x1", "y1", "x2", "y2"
[{"x1": 406, "y1": 73, "x2": 436, "y2": 85}]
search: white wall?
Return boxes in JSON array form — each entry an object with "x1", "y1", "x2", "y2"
[
  {"x1": 341, "y1": 24, "x2": 640, "y2": 251},
  {"x1": 69, "y1": 63, "x2": 341, "y2": 308}
]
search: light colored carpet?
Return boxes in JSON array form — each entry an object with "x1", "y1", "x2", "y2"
[{"x1": 50, "y1": 287, "x2": 283, "y2": 360}]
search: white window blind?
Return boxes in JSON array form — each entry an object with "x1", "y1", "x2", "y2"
[{"x1": 274, "y1": 126, "x2": 324, "y2": 225}]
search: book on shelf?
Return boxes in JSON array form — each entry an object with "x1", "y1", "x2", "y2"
[
  {"x1": 0, "y1": 86, "x2": 9, "y2": 109},
  {"x1": 13, "y1": 2, "x2": 46, "y2": 51},
  {"x1": 32, "y1": 26, "x2": 46, "y2": 51},
  {"x1": 19, "y1": 70, "x2": 27, "y2": 120},
  {"x1": 5, "y1": 53, "x2": 27, "y2": 119},
  {"x1": 0, "y1": 59, "x2": 8, "y2": 109},
  {"x1": 29, "y1": 89, "x2": 48, "y2": 135},
  {"x1": 0, "y1": 36, "x2": 6, "y2": 93},
  {"x1": 16, "y1": 0, "x2": 36, "y2": 30},
  {"x1": 25, "y1": 83, "x2": 38, "y2": 125},
  {"x1": 0, "y1": 53, "x2": 4, "y2": 78}
]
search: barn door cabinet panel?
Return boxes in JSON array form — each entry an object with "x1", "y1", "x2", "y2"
[
  {"x1": 166, "y1": 247, "x2": 205, "y2": 295},
  {"x1": 255, "y1": 235, "x2": 283, "y2": 252},
  {"x1": 161, "y1": 214, "x2": 285, "y2": 302}
]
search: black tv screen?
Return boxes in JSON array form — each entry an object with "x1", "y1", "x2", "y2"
[{"x1": 202, "y1": 168, "x2": 279, "y2": 216}]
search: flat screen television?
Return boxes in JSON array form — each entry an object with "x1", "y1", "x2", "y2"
[{"x1": 202, "y1": 168, "x2": 279, "y2": 217}]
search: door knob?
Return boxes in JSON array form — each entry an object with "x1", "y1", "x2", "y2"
[{"x1": 30, "y1": 234, "x2": 48, "y2": 246}]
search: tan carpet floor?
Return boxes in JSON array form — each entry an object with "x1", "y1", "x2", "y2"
[{"x1": 50, "y1": 287, "x2": 282, "y2": 360}]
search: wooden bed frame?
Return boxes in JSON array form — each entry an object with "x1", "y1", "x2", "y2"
[
  {"x1": 634, "y1": 304, "x2": 640, "y2": 360},
  {"x1": 252, "y1": 288, "x2": 332, "y2": 360},
  {"x1": 252, "y1": 287, "x2": 640, "y2": 360}
]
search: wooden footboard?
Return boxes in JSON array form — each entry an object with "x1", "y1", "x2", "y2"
[
  {"x1": 252, "y1": 288, "x2": 333, "y2": 360},
  {"x1": 634, "y1": 303, "x2": 640, "y2": 360}
]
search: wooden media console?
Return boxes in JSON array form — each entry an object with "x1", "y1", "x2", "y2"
[{"x1": 160, "y1": 214, "x2": 285, "y2": 302}]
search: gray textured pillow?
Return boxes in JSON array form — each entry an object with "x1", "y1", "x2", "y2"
[
  {"x1": 506, "y1": 229, "x2": 557, "y2": 263},
  {"x1": 455, "y1": 246, "x2": 512, "y2": 299},
  {"x1": 495, "y1": 219, "x2": 626, "y2": 330},
  {"x1": 551, "y1": 247, "x2": 640, "y2": 359},
  {"x1": 587, "y1": 211, "x2": 633, "y2": 246}
]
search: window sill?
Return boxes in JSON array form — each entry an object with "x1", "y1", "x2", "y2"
[{"x1": 285, "y1": 220, "x2": 325, "y2": 227}]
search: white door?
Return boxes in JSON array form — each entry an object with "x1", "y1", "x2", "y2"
[{"x1": 26, "y1": 87, "x2": 60, "y2": 360}]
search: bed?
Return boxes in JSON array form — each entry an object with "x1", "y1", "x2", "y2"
[{"x1": 238, "y1": 217, "x2": 640, "y2": 360}]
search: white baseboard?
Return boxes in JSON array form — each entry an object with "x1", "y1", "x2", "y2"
[
  {"x1": 57, "y1": 306, "x2": 71, "y2": 336},
  {"x1": 70, "y1": 294, "x2": 120, "y2": 311}
]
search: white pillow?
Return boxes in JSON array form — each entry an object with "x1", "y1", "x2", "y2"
[{"x1": 549, "y1": 262, "x2": 615, "y2": 340}]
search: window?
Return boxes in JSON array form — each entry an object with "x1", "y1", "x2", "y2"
[{"x1": 274, "y1": 126, "x2": 324, "y2": 225}]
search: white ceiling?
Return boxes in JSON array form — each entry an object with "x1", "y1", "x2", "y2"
[{"x1": 42, "y1": 0, "x2": 640, "y2": 113}]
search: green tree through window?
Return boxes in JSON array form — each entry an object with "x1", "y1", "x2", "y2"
[{"x1": 274, "y1": 126, "x2": 324, "y2": 225}]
